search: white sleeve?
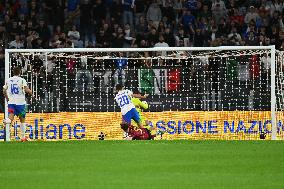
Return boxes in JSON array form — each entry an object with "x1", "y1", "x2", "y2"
[
  {"x1": 75, "y1": 31, "x2": 80, "y2": 39},
  {"x1": 126, "y1": 90, "x2": 133, "y2": 97},
  {"x1": 22, "y1": 79, "x2": 28, "y2": 87}
]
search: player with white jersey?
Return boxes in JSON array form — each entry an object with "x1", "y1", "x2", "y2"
[
  {"x1": 3, "y1": 67, "x2": 34, "y2": 141},
  {"x1": 114, "y1": 84, "x2": 147, "y2": 128}
]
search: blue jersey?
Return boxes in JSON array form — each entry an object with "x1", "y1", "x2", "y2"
[{"x1": 116, "y1": 58, "x2": 128, "y2": 69}]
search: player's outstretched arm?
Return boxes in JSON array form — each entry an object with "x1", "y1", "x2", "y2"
[
  {"x1": 132, "y1": 93, "x2": 148, "y2": 99},
  {"x1": 138, "y1": 99, "x2": 149, "y2": 110}
]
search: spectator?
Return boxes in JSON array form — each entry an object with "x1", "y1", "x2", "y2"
[
  {"x1": 54, "y1": 25, "x2": 64, "y2": 36},
  {"x1": 197, "y1": 4, "x2": 212, "y2": 21},
  {"x1": 134, "y1": 0, "x2": 146, "y2": 25},
  {"x1": 32, "y1": 55, "x2": 44, "y2": 75},
  {"x1": 155, "y1": 35, "x2": 169, "y2": 47},
  {"x1": 114, "y1": 52, "x2": 128, "y2": 86},
  {"x1": 0, "y1": 24, "x2": 8, "y2": 47},
  {"x1": 270, "y1": 10, "x2": 281, "y2": 26},
  {"x1": 244, "y1": 6, "x2": 260, "y2": 25},
  {"x1": 193, "y1": 28, "x2": 205, "y2": 47},
  {"x1": 0, "y1": 0, "x2": 284, "y2": 52},
  {"x1": 36, "y1": 20, "x2": 51, "y2": 47},
  {"x1": 164, "y1": 27, "x2": 176, "y2": 47},
  {"x1": 123, "y1": 23, "x2": 136, "y2": 47},
  {"x1": 93, "y1": 0, "x2": 106, "y2": 29},
  {"x1": 245, "y1": 31, "x2": 258, "y2": 45},
  {"x1": 258, "y1": 26, "x2": 268, "y2": 37},
  {"x1": 155, "y1": 35, "x2": 169, "y2": 56},
  {"x1": 44, "y1": 56, "x2": 56, "y2": 76},
  {"x1": 135, "y1": 16, "x2": 147, "y2": 36},
  {"x1": 218, "y1": 18, "x2": 230, "y2": 35},
  {"x1": 208, "y1": 26, "x2": 221, "y2": 45},
  {"x1": 228, "y1": 27, "x2": 242, "y2": 45},
  {"x1": 112, "y1": 26, "x2": 125, "y2": 48},
  {"x1": 266, "y1": 0, "x2": 283, "y2": 16},
  {"x1": 80, "y1": 0, "x2": 93, "y2": 45},
  {"x1": 147, "y1": 2, "x2": 162, "y2": 28},
  {"x1": 211, "y1": 0, "x2": 227, "y2": 23},
  {"x1": 245, "y1": 21, "x2": 257, "y2": 38},
  {"x1": 230, "y1": 8, "x2": 244, "y2": 26},
  {"x1": 173, "y1": 0, "x2": 183, "y2": 22},
  {"x1": 49, "y1": 34, "x2": 61, "y2": 48},
  {"x1": 68, "y1": 25, "x2": 82, "y2": 48},
  {"x1": 9, "y1": 35, "x2": 24, "y2": 49},
  {"x1": 186, "y1": 0, "x2": 198, "y2": 16},
  {"x1": 96, "y1": 28, "x2": 111, "y2": 48},
  {"x1": 138, "y1": 39, "x2": 149, "y2": 48},
  {"x1": 258, "y1": 34, "x2": 266, "y2": 46},
  {"x1": 26, "y1": 20, "x2": 35, "y2": 34},
  {"x1": 42, "y1": 56, "x2": 56, "y2": 112},
  {"x1": 260, "y1": 53, "x2": 271, "y2": 73},
  {"x1": 122, "y1": 0, "x2": 135, "y2": 27},
  {"x1": 148, "y1": 27, "x2": 159, "y2": 47},
  {"x1": 9, "y1": 21, "x2": 19, "y2": 38},
  {"x1": 74, "y1": 55, "x2": 94, "y2": 92},
  {"x1": 175, "y1": 28, "x2": 189, "y2": 46},
  {"x1": 161, "y1": 0, "x2": 175, "y2": 22},
  {"x1": 269, "y1": 25, "x2": 279, "y2": 42},
  {"x1": 18, "y1": 1, "x2": 29, "y2": 16},
  {"x1": 86, "y1": 41, "x2": 95, "y2": 48},
  {"x1": 263, "y1": 36, "x2": 271, "y2": 46},
  {"x1": 260, "y1": 53, "x2": 271, "y2": 91},
  {"x1": 66, "y1": 40, "x2": 74, "y2": 48},
  {"x1": 197, "y1": 17, "x2": 209, "y2": 32},
  {"x1": 67, "y1": 0, "x2": 80, "y2": 13},
  {"x1": 181, "y1": 9, "x2": 196, "y2": 33},
  {"x1": 102, "y1": 23, "x2": 112, "y2": 40},
  {"x1": 32, "y1": 37, "x2": 44, "y2": 49},
  {"x1": 19, "y1": 23, "x2": 28, "y2": 37},
  {"x1": 157, "y1": 21, "x2": 165, "y2": 33}
]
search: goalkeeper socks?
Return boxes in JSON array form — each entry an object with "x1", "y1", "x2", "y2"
[{"x1": 20, "y1": 123, "x2": 26, "y2": 139}]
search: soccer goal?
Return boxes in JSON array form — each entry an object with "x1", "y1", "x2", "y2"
[{"x1": 2, "y1": 46, "x2": 283, "y2": 141}]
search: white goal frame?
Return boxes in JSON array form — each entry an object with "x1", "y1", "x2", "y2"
[{"x1": 4, "y1": 46, "x2": 277, "y2": 141}]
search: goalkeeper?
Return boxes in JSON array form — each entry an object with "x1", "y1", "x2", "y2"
[{"x1": 131, "y1": 97, "x2": 156, "y2": 136}]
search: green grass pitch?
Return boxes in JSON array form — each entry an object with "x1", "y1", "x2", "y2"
[{"x1": 0, "y1": 140, "x2": 284, "y2": 189}]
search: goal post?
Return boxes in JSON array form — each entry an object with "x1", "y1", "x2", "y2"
[
  {"x1": 3, "y1": 45, "x2": 280, "y2": 141},
  {"x1": 4, "y1": 50, "x2": 9, "y2": 141},
  {"x1": 271, "y1": 45, "x2": 276, "y2": 140}
]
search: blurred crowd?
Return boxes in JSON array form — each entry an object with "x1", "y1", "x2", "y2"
[
  {"x1": 0, "y1": 0, "x2": 282, "y2": 112},
  {"x1": 0, "y1": 0, "x2": 284, "y2": 88},
  {"x1": 0, "y1": 0, "x2": 284, "y2": 50}
]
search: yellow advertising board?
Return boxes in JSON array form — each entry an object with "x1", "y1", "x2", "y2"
[{"x1": 0, "y1": 111, "x2": 284, "y2": 140}]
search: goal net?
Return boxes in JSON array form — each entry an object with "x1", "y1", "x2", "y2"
[{"x1": 1, "y1": 46, "x2": 283, "y2": 141}]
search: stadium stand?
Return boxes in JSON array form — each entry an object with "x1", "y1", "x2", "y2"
[{"x1": 0, "y1": 0, "x2": 284, "y2": 112}]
